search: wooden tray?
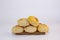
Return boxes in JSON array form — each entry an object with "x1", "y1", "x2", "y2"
[{"x1": 14, "y1": 32, "x2": 45, "y2": 35}]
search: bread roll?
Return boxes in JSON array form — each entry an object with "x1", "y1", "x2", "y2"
[
  {"x1": 24, "y1": 26, "x2": 37, "y2": 33},
  {"x1": 12, "y1": 25, "x2": 24, "y2": 33},
  {"x1": 38, "y1": 24, "x2": 49, "y2": 33},
  {"x1": 17, "y1": 18, "x2": 29, "y2": 27},
  {"x1": 28, "y1": 16, "x2": 39, "y2": 27}
]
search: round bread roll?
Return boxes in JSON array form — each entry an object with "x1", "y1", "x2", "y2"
[
  {"x1": 28, "y1": 16, "x2": 39, "y2": 27},
  {"x1": 24, "y1": 26, "x2": 37, "y2": 33},
  {"x1": 17, "y1": 18, "x2": 29, "y2": 27},
  {"x1": 38, "y1": 24, "x2": 49, "y2": 33},
  {"x1": 12, "y1": 25, "x2": 24, "y2": 33}
]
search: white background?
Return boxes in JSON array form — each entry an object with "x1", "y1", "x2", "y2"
[{"x1": 0, "y1": 0, "x2": 60, "y2": 40}]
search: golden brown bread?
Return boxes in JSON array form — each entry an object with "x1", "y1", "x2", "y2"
[
  {"x1": 17, "y1": 18, "x2": 29, "y2": 27},
  {"x1": 12, "y1": 25, "x2": 24, "y2": 33},
  {"x1": 28, "y1": 16, "x2": 39, "y2": 27},
  {"x1": 24, "y1": 26, "x2": 37, "y2": 33},
  {"x1": 12, "y1": 16, "x2": 49, "y2": 35},
  {"x1": 38, "y1": 23, "x2": 49, "y2": 33}
]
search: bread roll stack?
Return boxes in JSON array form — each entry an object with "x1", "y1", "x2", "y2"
[{"x1": 12, "y1": 16, "x2": 49, "y2": 34}]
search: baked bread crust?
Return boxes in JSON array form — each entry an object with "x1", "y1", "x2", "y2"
[
  {"x1": 28, "y1": 16, "x2": 39, "y2": 27},
  {"x1": 17, "y1": 18, "x2": 29, "y2": 27},
  {"x1": 24, "y1": 26, "x2": 37, "y2": 33},
  {"x1": 12, "y1": 25, "x2": 24, "y2": 33},
  {"x1": 38, "y1": 24, "x2": 49, "y2": 33}
]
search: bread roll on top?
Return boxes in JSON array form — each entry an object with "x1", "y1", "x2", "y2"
[
  {"x1": 28, "y1": 16, "x2": 39, "y2": 27},
  {"x1": 17, "y1": 18, "x2": 29, "y2": 27}
]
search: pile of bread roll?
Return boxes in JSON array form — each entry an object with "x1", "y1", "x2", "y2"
[{"x1": 12, "y1": 16, "x2": 49, "y2": 34}]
